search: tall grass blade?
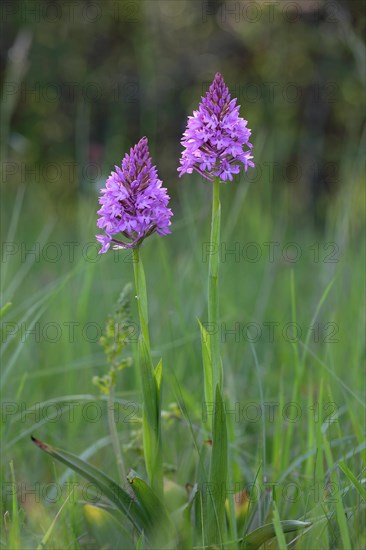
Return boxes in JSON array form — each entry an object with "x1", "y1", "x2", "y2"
[{"x1": 338, "y1": 461, "x2": 366, "y2": 501}]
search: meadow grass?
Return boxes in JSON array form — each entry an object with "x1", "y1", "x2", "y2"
[{"x1": 1, "y1": 146, "x2": 365, "y2": 548}]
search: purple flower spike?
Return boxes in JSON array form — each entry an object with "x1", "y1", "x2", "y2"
[
  {"x1": 178, "y1": 73, "x2": 255, "y2": 182},
  {"x1": 96, "y1": 137, "x2": 173, "y2": 253}
]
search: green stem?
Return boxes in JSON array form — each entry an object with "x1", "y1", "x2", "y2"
[
  {"x1": 208, "y1": 177, "x2": 223, "y2": 399},
  {"x1": 206, "y1": 179, "x2": 227, "y2": 544},
  {"x1": 132, "y1": 247, "x2": 163, "y2": 496},
  {"x1": 132, "y1": 247, "x2": 150, "y2": 349}
]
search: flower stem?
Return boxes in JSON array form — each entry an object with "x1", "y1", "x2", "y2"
[
  {"x1": 132, "y1": 247, "x2": 150, "y2": 349},
  {"x1": 207, "y1": 178, "x2": 228, "y2": 544},
  {"x1": 132, "y1": 247, "x2": 163, "y2": 496},
  {"x1": 208, "y1": 177, "x2": 223, "y2": 399}
]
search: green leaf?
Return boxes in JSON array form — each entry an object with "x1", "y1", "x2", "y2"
[
  {"x1": 138, "y1": 337, "x2": 162, "y2": 494},
  {"x1": 189, "y1": 389, "x2": 227, "y2": 546},
  {"x1": 207, "y1": 385, "x2": 228, "y2": 545},
  {"x1": 127, "y1": 470, "x2": 175, "y2": 546},
  {"x1": 31, "y1": 436, "x2": 149, "y2": 535},
  {"x1": 242, "y1": 520, "x2": 311, "y2": 549},
  {"x1": 132, "y1": 247, "x2": 162, "y2": 496},
  {"x1": 193, "y1": 442, "x2": 211, "y2": 546}
]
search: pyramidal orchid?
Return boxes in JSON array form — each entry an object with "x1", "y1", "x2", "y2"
[
  {"x1": 178, "y1": 72, "x2": 255, "y2": 403},
  {"x1": 178, "y1": 74, "x2": 255, "y2": 543},
  {"x1": 96, "y1": 137, "x2": 172, "y2": 253},
  {"x1": 96, "y1": 137, "x2": 170, "y2": 495},
  {"x1": 178, "y1": 72, "x2": 254, "y2": 182}
]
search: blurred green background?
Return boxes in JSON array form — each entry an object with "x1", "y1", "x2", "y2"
[
  {"x1": 1, "y1": 0, "x2": 365, "y2": 215},
  {"x1": 1, "y1": 1, "x2": 365, "y2": 548}
]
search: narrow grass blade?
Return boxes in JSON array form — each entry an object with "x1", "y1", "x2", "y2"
[
  {"x1": 272, "y1": 502, "x2": 288, "y2": 549},
  {"x1": 36, "y1": 491, "x2": 73, "y2": 550},
  {"x1": 2, "y1": 185, "x2": 25, "y2": 282},
  {"x1": 323, "y1": 434, "x2": 352, "y2": 549},
  {"x1": 7, "y1": 461, "x2": 20, "y2": 549},
  {"x1": 338, "y1": 461, "x2": 366, "y2": 501},
  {"x1": 300, "y1": 277, "x2": 336, "y2": 366}
]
